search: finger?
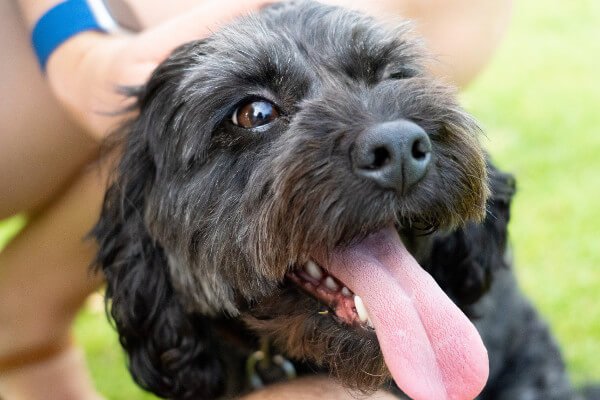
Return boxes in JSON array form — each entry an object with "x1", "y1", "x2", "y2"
[{"x1": 132, "y1": 0, "x2": 275, "y2": 64}]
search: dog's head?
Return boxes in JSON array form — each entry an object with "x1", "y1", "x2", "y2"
[{"x1": 94, "y1": 2, "x2": 502, "y2": 399}]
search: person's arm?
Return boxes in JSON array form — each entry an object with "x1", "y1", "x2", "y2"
[
  {"x1": 239, "y1": 376, "x2": 399, "y2": 400},
  {"x1": 15, "y1": 0, "x2": 273, "y2": 139},
  {"x1": 17, "y1": 0, "x2": 62, "y2": 26}
]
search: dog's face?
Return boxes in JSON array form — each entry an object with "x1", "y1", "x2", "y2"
[{"x1": 95, "y1": 2, "x2": 492, "y2": 399}]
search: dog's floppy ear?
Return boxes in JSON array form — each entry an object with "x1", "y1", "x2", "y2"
[
  {"x1": 93, "y1": 149, "x2": 226, "y2": 400},
  {"x1": 92, "y1": 41, "x2": 226, "y2": 400},
  {"x1": 427, "y1": 161, "x2": 516, "y2": 309}
]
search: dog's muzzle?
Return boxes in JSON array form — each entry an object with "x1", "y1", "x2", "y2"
[{"x1": 352, "y1": 119, "x2": 432, "y2": 194}]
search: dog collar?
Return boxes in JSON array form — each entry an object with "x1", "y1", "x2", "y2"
[
  {"x1": 246, "y1": 338, "x2": 297, "y2": 389},
  {"x1": 32, "y1": 0, "x2": 128, "y2": 71}
]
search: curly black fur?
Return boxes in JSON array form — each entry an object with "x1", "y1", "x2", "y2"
[
  {"x1": 423, "y1": 164, "x2": 516, "y2": 310},
  {"x1": 93, "y1": 2, "x2": 599, "y2": 399}
]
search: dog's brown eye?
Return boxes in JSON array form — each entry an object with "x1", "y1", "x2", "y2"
[{"x1": 232, "y1": 100, "x2": 279, "y2": 129}]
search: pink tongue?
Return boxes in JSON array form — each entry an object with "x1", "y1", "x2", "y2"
[{"x1": 327, "y1": 227, "x2": 488, "y2": 400}]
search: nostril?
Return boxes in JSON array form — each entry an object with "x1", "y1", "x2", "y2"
[
  {"x1": 352, "y1": 119, "x2": 431, "y2": 192},
  {"x1": 370, "y1": 146, "x2": 391, "y2": 169},
  {"x1": 354, "y1": 144, "x2": 393, "y2": 171},
  {"x1": 411, "y1": 139, "x2": 430, "y2": 160}
]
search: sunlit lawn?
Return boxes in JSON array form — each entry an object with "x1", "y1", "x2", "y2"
[
  {"x1": 461, "y1": 0, "x2": 600, "y2": 386},
  {"x1": 1, "y1": 0, "x2": 598, "y2": 398}
]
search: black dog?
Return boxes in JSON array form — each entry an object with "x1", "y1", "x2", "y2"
[{"x1": 93, "y1": 2, "x2": 599, "y2": 399}]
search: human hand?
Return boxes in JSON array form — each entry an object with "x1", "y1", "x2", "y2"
[{"x1": 45, "y1": 0, "x2": 272, "y2": 140}]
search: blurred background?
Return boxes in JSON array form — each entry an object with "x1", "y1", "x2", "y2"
[
  {"x1": 0, "y1": 0, "x2": 598, "y2": 398},
  {"x1": 463, "y1": 0, "x2": 599, "y2": 385}
]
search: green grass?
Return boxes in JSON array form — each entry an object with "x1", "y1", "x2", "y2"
[
  {"x1": 1, "y1": 0, "x2": 599, "y2": 398},
  {"x1": 75, "y1": 305, "x2": 158, "y2": 399},
  {"x1": 461, "y1": 0, "x2": 600, "y2": 385},
  {"x1": 0, "y1": 216, "x2": 26, "y2": 250}
]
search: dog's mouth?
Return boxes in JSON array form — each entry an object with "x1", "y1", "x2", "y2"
[
  {"x1": 285, "y1": 226, "x2": 489, "y2": 400},
  {"x1": 287, "y1": 260, "x2": 373, "y2": 328}
]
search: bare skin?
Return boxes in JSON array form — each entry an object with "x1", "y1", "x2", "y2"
[
  {"x1": 238, "y1": 376, "x2": 399, "y2": 400},
  {"x1": 0, "y1": 0, "x2": 98, "y2": 218},
  {"x1": 0, "y1": 0, "x2": 512, "y2": 398}
]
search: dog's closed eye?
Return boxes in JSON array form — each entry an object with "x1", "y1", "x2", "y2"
[
  {"x1": 231, "y1": 98, "x2": 280, "y2": 129},
  {"x1": 382, "y1": 66, "x2": 418, "y2": 81}
]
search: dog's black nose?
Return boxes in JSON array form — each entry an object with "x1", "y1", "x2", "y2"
[{"x1": 352, "y1": 120, "x2": 432, "y2": 192}]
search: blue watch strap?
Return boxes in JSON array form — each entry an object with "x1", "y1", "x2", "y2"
[{"x1": 32, "y1": 0, "x2": 107, "y2": 71}]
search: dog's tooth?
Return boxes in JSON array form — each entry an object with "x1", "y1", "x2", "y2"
[
  {"x1": 324, "y1": 276, "x2": 339, "y2": 291},
  {"x1": 367, "y1": 317, "x2": 375, "y2": 329},
  {"x1": 354, "y1": 295, "x2": 369, "y2": 323},
  {"x1": 341, "y1": 287, "x2": 352, "y2": 297},
  {"x1": 305, "y1": 261, "x2": 323, "y2": 280}
]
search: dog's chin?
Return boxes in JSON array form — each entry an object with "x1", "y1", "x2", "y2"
[
  {"x1": 243, "y1": 220, "x2": 490, "y2": 397},
  {"x1": 244, "y1": 285, "x2": 389, "y2": 391},
  {"x1": 242, "y1": 225, "x2": 423, "y2": 391}
]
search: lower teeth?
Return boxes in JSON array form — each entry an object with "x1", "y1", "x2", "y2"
[{"x1": 354, "y1": 295, "x2": 370, "y2": 323}]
